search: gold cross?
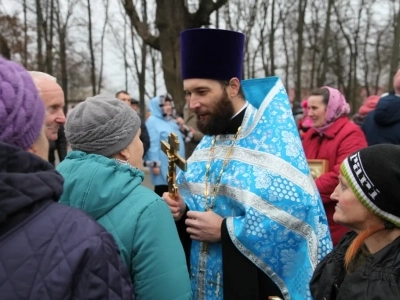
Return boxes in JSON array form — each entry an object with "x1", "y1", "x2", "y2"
[{"x1": 161, "y1": 132, "x2": 187, "y2": 199}]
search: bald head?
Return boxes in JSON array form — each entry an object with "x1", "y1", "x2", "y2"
[{"x1": 29, "y1": 71, "x2": 66, "y2": 141}]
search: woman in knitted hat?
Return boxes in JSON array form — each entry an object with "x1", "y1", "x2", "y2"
[
  {"x1": 57, "y1": 95, "x2": 191, "y2": 300},
  {"x1": 0, "y1": 57, "x2": 134, "y2": 299},
  {"x1": 302, "y1": 87, "x2": 368, "y2": 245},
  {"x1": 310, "y1": 144, "x2": 400, "y2": 299}
]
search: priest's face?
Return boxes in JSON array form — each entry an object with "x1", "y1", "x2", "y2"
[{"x1": 184, "y1": 79, "x2": 234, "y2": 136}]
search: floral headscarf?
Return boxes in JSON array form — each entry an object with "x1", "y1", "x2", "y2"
[{"x1": 314, "y1": 86, "x2": 350, "y2": 134}]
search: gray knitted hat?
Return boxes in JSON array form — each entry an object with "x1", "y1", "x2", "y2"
[{"x1": 65, "y1": 94, "x2": 141, "y2": 157}]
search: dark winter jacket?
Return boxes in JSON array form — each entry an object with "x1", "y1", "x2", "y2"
[
  {"x1": 310, "y1": 231, "x2": 400, "y2": 300},
  {"x1": 302, "y1": 116, "x2": 367, "y2": 245},
  {"x1": 48, "y1": 125, "x2": 68, "y2": 165},
  {"x1": 0, "y1": 142, "x2": 134, "y2": 300},
  {"x1": 362, "y1": 93, "x2": 400, "y2": 145},
  {"x1": 140, "y1": 117, "x2": 150, "y2": 157}
]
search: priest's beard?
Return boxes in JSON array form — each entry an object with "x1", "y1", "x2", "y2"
[{"x1": 195, "y1": 90, "x2": 235, "y2": 136}]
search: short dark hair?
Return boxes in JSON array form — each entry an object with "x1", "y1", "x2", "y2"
[
  {"x1": 217, "y1": 80, "x2": 245, "y2": 99},
  {"x1": 310, "y1": 88, "x2": 330, "y2": 106},
  {"x1": 115, "y1": 90, "x2": 129, "y2": 98}
]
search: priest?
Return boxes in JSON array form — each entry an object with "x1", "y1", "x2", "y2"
[{"x1": 163, "y1": 28, "x2": 332, "y2": 300}]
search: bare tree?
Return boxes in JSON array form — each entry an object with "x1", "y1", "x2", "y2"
[
  {"x1": 332, "y1": 0, "x2": 367, "y2": 109},
  {"x1": 121, "y1": 0, "x2": 228, "y2": 111},
  {"x1": 317, "y1": 0, "x2": 334, "y2": 86},
  {"x1": 54, "y1": 0, "x2": 78, "y2": 112},
  {"x1": 97, "y1": 0, "x2": 110, "y2": 94},
  {"x1": 87, "y1": 0, "x2": 96, "y2": 96},
  {"x1": 23, "y1": 0, "x2": 28, "y2": 65},
  {"x1": 389, "y1": 1, "x2": 400, "y2": 90},
  {"x1": 35, "y1": 0, "x2": 45, "y2": 70},
  {"x1": 268, "y1": 0, "x2": 277, "y2": 75},
  {"x1": 280, "y1": 0, "x2": 292, "y2": 89},
  {"x1": 44, "y1": 0, "x2": 55, "y2": 74},
  {"x1": 294, "y1": 0, "x2": 308, "y2": 102}
]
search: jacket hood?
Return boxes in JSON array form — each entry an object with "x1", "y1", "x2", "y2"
[
  {"x1": 374, "y1": 94, "x2": 400, "y2": 126},
  {"x1": 57, "y1": 151, "x2": 144, "y2": 220},
  {"x1": 148, "y1": 95, "x2": 176, "y2": 120},
  {"x1": 0, "y1": 142, "x2": 63, "y2": 226}
]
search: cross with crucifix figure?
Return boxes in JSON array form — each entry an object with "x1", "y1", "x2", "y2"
[{"x1": 161, "y1": 133, "x2": 187, "y2": 199}]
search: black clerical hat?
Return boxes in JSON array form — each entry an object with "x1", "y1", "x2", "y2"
[{"x1": 180, "y1": 28, "x2": 245, "y2": 81}]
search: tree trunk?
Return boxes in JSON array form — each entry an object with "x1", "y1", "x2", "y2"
[
  {"x1": 35, "y1": 0, "x2": 44, "y2": 71},
  {"x1": 281, "y1": 8, "x2": 290, "y2": 89},
  {"x1": 317, "y1": 0, "x2": 334, "y2": 86},
  {"x1": 294, "y1": 0, "x2": 307, "y2": 102},
  {"x1": 150, "y1": 48, "x2": 158, "y2": 98},
  {"x1": 153, "y1": 0, "x2": 190, "y2": 112},
  {"x1": 23, "y1": 0, "x2": 28, "y2": 66},
  {"x1": 138, "y1": 0, "x2": 148, "y2": 115},
  {"x1": 123, "y1": 16, "x2": 128, "y2": 91},
  {"x1": 45, "y1": 0, "x2": 54, "y2": 74},
  {"x1": 97, "y1": 0, "x2": 109, "y2": 94},
  {"x1": 269, "y1": 0, "x2": 276, "y2": 75},
  {"x1": 389, "y1": 6, "x2": 400, "y2": 90},
  {"x1": 87, "y1": 0, "x2": 96, "y2": 96},
  {"x1": 60, "y1": 30, "x2": 68, "y2": 113}
]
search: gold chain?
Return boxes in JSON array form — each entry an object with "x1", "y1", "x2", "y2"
[{"x1": 203, "y1": 126, "x2": 241, "y2": 211}]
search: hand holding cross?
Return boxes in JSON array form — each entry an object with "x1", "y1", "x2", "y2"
[{"x1": 161, "y1": 133, "x2": 187, "y2": 199}]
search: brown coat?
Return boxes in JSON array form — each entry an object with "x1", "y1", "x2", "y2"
[{"x1": 183, "y1": 105, "x2": 204, "y2": 159}]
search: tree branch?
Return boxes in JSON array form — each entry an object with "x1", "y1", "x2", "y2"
[
  {"x1": 193, "y1": 0, "x2": 229, "y2": 27},
  {"x1": 121, "y1": 0, "x2": 160, "y2": 50}
]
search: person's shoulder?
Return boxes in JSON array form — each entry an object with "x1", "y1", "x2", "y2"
[
  {"x1": 49, "y1": 202, "x2": 105, "y2": 236},
  {"x1": 337, "y1": 119, "x2": 366, "y2": 141},
  {"x1": 301, "y1": 127, "x2": 317, "y2": 143},
  {"x1": 115, "y1": 184, "x2": 166, "y2": 216},
  {"x1": 35, "y1": 202, "x2": 118, "y2": 264}
]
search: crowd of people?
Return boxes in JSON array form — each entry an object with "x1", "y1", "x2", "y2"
[{"x1": 1, "y1": 27, "x2": 400, "y2": 300}]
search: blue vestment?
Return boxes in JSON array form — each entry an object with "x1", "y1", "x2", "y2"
[{"x1": 176, "y1": 77, "x2": 332, "y2": 300}]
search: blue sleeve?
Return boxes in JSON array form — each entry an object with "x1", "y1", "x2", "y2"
[{"x1": 145, "y1": 118, "x2": 161, "y2": 164}]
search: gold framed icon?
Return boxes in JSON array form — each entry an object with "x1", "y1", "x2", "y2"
[{"x1": 307, "y1": 159, "x2": 329, "y2": 179}]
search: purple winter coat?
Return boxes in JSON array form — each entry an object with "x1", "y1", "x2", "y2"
[{"x1": 0, "y1": 142, "x2": 135, "y2": 300}]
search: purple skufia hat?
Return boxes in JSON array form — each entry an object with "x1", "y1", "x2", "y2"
[
  {"x1": 0, "y1": 56, "x2": 45, "y2": 150},
  {"x1": 180, "y1": 28, "x2": 245, "y2": 81}
]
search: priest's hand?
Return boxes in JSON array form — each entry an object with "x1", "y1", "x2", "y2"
[
  {"x1": 185, "y1": 211, "x2": 223, "y2": 243},
  {"x1": 162, "y1": 192, "x2": 187, "y2": 221}
]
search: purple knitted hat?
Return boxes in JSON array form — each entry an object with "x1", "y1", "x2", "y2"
[{"x1": 0, "y1": 56, "x2": 45, "y2": 149}]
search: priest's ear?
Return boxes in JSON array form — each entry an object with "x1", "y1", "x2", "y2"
[{"x1": 228, "y1": 77, "x2": 244, "y2": 99}]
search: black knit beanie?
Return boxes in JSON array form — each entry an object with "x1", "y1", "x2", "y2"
[{"x1": 341, "y1": 144, "x2": 400, "y2": 227}]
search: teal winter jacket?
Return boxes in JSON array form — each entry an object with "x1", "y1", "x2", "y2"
[{"x1": 57, "y1": 151, "x2": 191, "y2": 300}]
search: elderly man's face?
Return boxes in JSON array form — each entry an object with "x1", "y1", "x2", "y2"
[{"x1": 33, "y1": 79, "x2": 66, "y2": 141}]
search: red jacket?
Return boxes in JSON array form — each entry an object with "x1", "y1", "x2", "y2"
[{"x1": 302, "y1": 116, "x2": 367, "y2": 245}]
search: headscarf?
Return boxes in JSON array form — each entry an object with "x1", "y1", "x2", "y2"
[{"x1": 314, "y1": 86, "x2": 350, "y2": 134}]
